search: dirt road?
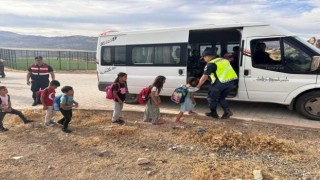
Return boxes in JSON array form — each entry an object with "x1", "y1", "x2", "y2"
[{"x1": 2, "y1": 71, "x2": 320, "y2": 128}]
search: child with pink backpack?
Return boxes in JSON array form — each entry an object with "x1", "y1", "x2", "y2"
[
  {"x1": 143, "y1": 75, "x2": 166, "y2": 125},
  {"x1": 106, "y1": 72, "x2": 127, "y2": 125}
]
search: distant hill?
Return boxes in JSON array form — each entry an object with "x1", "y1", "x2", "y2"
[{"x1": 0, "y1": 31, "x2": 97, "y2": 51}]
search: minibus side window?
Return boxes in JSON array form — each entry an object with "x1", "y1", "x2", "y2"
[
  {"x1": 132, "y1": 45, "x2": 181, "y2": 65},
  {"x1": 115, "y1": 46, "x2": 126, "y2": 64},
  {"x1": 101, "y1": 47, "x2": 111, "y2": 65},
  {"x1": 283, "y1": 40, "x2": 312, "y2": 72},
  {"x1": 154, "y1": 46, "x2": 180, "y2": 64},
  {"x1": 251, "y1": 39, "x2": 282, "y2": 67},
  {"x1": 132, "y1": 47, "x2": 154, "y2": 64}
]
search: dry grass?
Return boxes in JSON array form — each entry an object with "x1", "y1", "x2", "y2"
[
  {"x1": 1, "y1": 109, "x2": 320, "y2": 179},
  {"x1": 191, "y1": 160, "x2": 276, "y2": 180},
  {"x1": 184, "y1": 128, "x2": 298, "y2": 153}
]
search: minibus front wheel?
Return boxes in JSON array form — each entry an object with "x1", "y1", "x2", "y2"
[{"x1": 295, "y1": 91, "x2": 320, "y2": 121}]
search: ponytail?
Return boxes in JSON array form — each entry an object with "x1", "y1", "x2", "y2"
[{"x1": 114, "y1": 72, "x2": 127, "y2": 83}]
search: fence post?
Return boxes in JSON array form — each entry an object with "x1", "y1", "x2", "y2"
[
  {"x1": 6, "y1": 50, "x2": 11, "y2": 68},
  {"x1": 58, "y1": 51, "x2": 61, "y2": 70},
  {"x1": 48, "y1": 50, "x2": 50, "y2": 66},
  {"x1": 86, "y1": 52, "x2": 89, "y2": 70},
  {"x1": 14, "y1": 50, "x2": 17, "y2": 69},
  {"x1": 26, "y1": 50, "x2": 29, "y2": 70},
  {"x1": 69, "y1": 51, "x2": 71, "y2": 70}
]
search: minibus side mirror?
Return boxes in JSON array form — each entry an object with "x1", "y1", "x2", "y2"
[{"x1": 311, "y1": 56, "x2": 320, "y2": 71}]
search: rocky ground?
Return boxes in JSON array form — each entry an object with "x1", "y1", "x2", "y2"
[{"x1": 0, "y1": 109, "x2": 320, "y2": 180}]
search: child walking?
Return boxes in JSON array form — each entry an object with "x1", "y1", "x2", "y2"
[
  {"x1": 175, "y1": 77, "x2": 199, "y2": 125},
  {"x1": 40, "y1": 80, "x2": 60, "y2": 126},
  {"x1": 57, "y1": 86, "x2": 79, "y2": 133},
  {"x1": 111, "y1": 72, "x2": 127, "y2": 125},
  {"x1": 143, "y1": 75, "x2": 166, "y2": 125},
  {"x1": 0, "y1": 86, "x2": 33, "y2": 131}
]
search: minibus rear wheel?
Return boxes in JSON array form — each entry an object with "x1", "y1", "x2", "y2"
[{"x1": 295, "y1": 91, "x2": 320, "y2": 121}]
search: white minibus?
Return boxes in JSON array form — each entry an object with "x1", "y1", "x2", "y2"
[{"x1": 96, "y1": 23, "x2": 320, "y2": 120}]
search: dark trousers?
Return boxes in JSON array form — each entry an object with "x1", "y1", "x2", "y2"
[
  {"x1": 0, "y1": 64, "x2": 5, "y2": 77},
  {"x1": 58, "y1": 109, "x2": 73, "y2": 129},
  {"x1": 31, "y1": 80, "x2": 49, "y2": 102},
  {"x1": 207, "y1": 81, "x2": 235, "y2": 113},
  {"x1": 0, "y1": 109, "x2": 28, "y2": 127}
]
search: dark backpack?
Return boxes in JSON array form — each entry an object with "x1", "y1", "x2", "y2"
[
  {"x1": 171, "y1": 85, "x2": 189, "y2": 104},
  {"x1": 137, "y1": 85, "x2": 152, "y2": 104},
  {"x1": 36, "y1": 88, "x2": 48, "y2": 103},
  {"x1": 53, "y1": 94, "x2": 68, "y2": 111}
]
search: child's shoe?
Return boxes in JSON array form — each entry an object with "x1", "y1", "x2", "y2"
[
  {"x1": 49, "y1": 120, "x2": 56, "y2": 124},
  {"x1": 143, "y1": 119, "x2": 152, "y2": 122},
  {"x1": 187, "y1": 111, "x2": 197, "y2": 115},
  {"x1": 45, "y1": 122, "x2": 55, "y2": 126},
  {"x1": 152, "y1": 121, "x2": 165, "y2": 125},
  {"x1": 112, "y1": 119, "x2": 125, "y2": 125},
  {"x1": 57, "y1": 120, "x2": 64, "y2": 126},
  {"x1": 175, "y1": 120, "x2": 186, "y2": 125},
  {"x1": 62, "y1": 128, "x2": 72, "y2": 133}
]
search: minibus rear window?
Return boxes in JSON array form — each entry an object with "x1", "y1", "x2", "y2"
[{"x1": 101, "y1": 47, "x2": 111, "y2": 65}]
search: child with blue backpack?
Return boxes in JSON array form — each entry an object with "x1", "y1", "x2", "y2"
[
  {"x1": 56, "y1": 86, "x2": 79, "y2": 133},
  {"x1": 174, "y1": 77, "x2": 198, "y2": 125}
]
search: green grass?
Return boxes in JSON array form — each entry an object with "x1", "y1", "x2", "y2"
[{"x1": 6, "y1": 58, "x2": 97, "y2": 70}]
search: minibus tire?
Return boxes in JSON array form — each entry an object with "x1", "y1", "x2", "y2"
[{"x1": 295, "y1": 91, "x2": 320, "y2": 121}]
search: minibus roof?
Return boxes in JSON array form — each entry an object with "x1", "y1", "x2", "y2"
[{"x1": 99, "y1": 23, "x2": 293, "y2": 37}]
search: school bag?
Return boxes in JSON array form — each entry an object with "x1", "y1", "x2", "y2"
[
  {"x1": 53, "y1": 94, "x2": 68, "y2": 111},
  {"x1": 36, "y1": 88, "x2": 48, "y2": 103},
  {"x1": 171, "y1": 85, "x2": 189, "y2": 104},
  {"x1": 0, "y1": 95, "x2": 10, "y2": 111},
  {"x1": 105, "y1": 83, "x2": 120, "y2": 100},
  {"x1": 137, "y1": 85, "x2": 152, "y2": 104}
]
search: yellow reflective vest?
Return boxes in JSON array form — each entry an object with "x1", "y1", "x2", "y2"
[{"x1": 207, "y1": 57, "x2": 238, "y2": 83}]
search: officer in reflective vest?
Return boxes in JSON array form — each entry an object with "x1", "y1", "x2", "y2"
[
  {"x1": 197, "y1": 47, "x2": 238, "y2": 119},
  {"x1": 26, "y1": 56, "x2": 55, "y2": 106}
]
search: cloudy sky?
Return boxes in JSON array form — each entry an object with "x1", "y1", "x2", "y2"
[{"x1": 0, "y1": 0, "x2": 319, "y2": 37}]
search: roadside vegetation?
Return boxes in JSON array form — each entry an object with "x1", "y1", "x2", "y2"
[{"x1": 1, "y1": 109, "x2": 319, "y2": 179}]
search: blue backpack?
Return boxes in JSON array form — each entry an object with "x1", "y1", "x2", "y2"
[
  {"x1": 53, "y1": 94, "x2": 68, "y2": 111},
  {"x1": 171, "y1": 85, "x2": 189, "y2": 104}
]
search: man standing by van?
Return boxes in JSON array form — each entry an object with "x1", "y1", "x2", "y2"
[
  {"x1": 26, "y1": 56, "x2": 55, "y2": 106},
  {"x1": 197, "y1": 48, "x2": 238, "y2": 119}
]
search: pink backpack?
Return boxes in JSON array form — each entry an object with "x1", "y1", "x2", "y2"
[
  {"x1": 137, "y1": 85, "x2": 152, "y2": 104},
  {"x1": 105, "y1": 83, "x2": 120, "y2": 100}
]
